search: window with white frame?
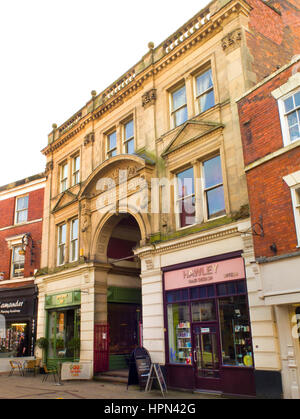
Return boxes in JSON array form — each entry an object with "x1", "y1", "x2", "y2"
[
  {"x1": 11, "y1": 246, "x2": 25, "y2": 278},
  {"x1": 196, "y1": 68, "x2": 215, "y2": 113},
  {"x1": 291, "y1": 186, "x2": 300, "y2": 245},
  {"x1": 72, "y1": 155, "x2": 80, "y2": 186},
  {"x1": 176, "y1": 167, "x2": 196, "y2": 228},
  {"x1": 202, "y1": 155, "x2": 226, "y2": 219},
  {"x1": 171, "y1": 85, "x2": 188, "y2": 128},
  {"x1": 15, "y1": 195, "x2": 28, "y2": 224},
  {"x1": 123, "y1": 120, "x2": 135, "y2": 154},
  {"x1": 57, "y1": 223, "x2": 66, "y2": 266},
  {"x1": 174, "y1": 154, "x2": 226, "y2": 229},
  {"x1": 60, "y1": 162, "x2": 68, "y2": 192},
  {"x1": 107, "y1": 130, "x2": 117, "y2": 158},
  {"x1": 282, "y1": 90, "x2": 300, "y2": 144},
  {"x1": 70, "y1": 218, "x2": 79, "y2": 262}
]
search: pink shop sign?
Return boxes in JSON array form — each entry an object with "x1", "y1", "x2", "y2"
[{"x1": 164, "y1": 257, "x2": 245, "y2": 291}]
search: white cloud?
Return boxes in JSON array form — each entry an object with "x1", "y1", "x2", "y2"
[{"x1": 0, "y1": 0, "x2": 209, "y2": 185}]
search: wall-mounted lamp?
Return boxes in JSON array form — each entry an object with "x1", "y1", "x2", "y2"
[
  {"x1": 19, "y1": 233, "x2": 34, "y2": 265},
  {"x1": 270, "y1": 243, "x2": 277, "y2": 254}
]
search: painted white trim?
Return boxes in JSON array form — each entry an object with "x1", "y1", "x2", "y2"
[
  {"x1": 0, "y1": 178, "x2": 46, "y2": 201},
  {"x1": 0, "y1": 218, "x2": 43, "y2": 232}
]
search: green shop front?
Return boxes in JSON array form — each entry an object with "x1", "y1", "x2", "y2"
[{"x1": 44, "y1": 290, "x2": 81, "y2": 366}]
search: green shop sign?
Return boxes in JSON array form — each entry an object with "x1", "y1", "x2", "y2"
[{"x1": 45, "y1": 290, "x2": 81, "y2": 309}]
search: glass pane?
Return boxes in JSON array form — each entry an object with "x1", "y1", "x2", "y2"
[
  {"x1": 199, "y1": 90, "x2": 215, "y2": 113},
  {"x1": 108, "y1": 132, "x2": 117, "y2": 150},
  {"x1": 290, "y1": 125, "x2": 300, "y2": 142},
  {"x1": 206, "y1": 186, "x2": 226, "y2": 218},
  {"x1": 59, "y1": 224, "x2": 66, "y2": 244},
  {"x1": 284, "y1": 96, "x2": 294, "y2": 113},
  {"x1": 168, "y1": 303, "x2": 192, "y2": 365},
  {"x1": 62, "y1": 164, "x2": 68, "y2": 179},
  {"x1": 179, "y1": 196, "x2": 196, "y2": 228},
  {"x1": 177, "y1": 168, "x2": 194, "y2": 198},
  {"x1": 126, "y1": 139, "x2": 135, "y2": 154},
  {"x1": 74, "y1": 156, "x2": 80, "y2": 172},
  {"x1": 203, "y1": 155, "x2": 223, "y2": 189},
  {"x1": 174, "y1": 106, "x2": 188, "y2": 127},
  {"x1": 17, "y1": 209, "x2": 28, "y2": 223},
  {"x1": 17, "y1": 196, "x2": 28, "y2": 211},
  {"x1": 71, "y1": 219, "x2": 79, "y2": 240},
  {"x1": 287, "y1": 110, "x2": 298, "y2": 127},
  {"x1": 191, "y1": 300, "x2": 216, "y2": 322},
  {"x1": 218, "y1": 296, "x2": 253, "y2": 368},
  {"x1": 295, "y1": 92, "x2": 300, "y2": 107},
  {"x1": 237, "y1": 280, "x2": 246, "y2": 294},
  {"x1": 172, "y1": 86, "x2": 186, "y2": 111},
  {"x1": 196, "y1": 69, "x2": 213, "y2": 95},
  {"x1": 125, "y1": 120, "x2": 134, "y2": 140}
]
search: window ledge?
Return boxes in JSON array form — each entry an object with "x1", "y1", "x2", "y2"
[{"x1": 244, "y1": 139, "x2": 300, "y2": 172}]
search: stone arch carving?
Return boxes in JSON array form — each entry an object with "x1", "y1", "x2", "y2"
[{"x1": 91, "y1": 210, "x2": 150, "y2": 263}]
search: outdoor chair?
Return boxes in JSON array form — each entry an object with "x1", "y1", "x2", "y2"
[
  {"x1": 9, "y1": 360, "x2": 23, "y2": 376},
  {"x1": 23, "y1": 359, "x2": 36, "y2": 376},
  {"x1": 42, "y1": 364, "x2": 58, "y2": 383}
]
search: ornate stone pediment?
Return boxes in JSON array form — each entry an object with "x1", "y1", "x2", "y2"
[
  {"x1": 52, "y1": 190, "x2": 78, "y2": 213},
  {"x1": 162, "y1": 120, "x2": 224, "y2": 157}
]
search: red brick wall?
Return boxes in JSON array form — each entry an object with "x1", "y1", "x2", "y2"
[
  {"x1": 247, "y1": 0, "x2": 300, "y2": 82},
  {"x1": 238, "y1": 63, "x2": 300, "y2": 258},
  {"x1": 0, "y1": 187, "x2": 44, "y2": 282}
]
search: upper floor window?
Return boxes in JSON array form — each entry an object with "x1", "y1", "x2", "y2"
[
  {"x1": 196, "y1": 68, "x2": 215, "y2": 113},
  {"x1": 107, "y1": 131, "x2": 117, "y2": 159},
  {"x1": 174, "y1": 154, "x2": 226, "y2": 230},
  {"x1": 11, "y1": 246, "x2": 25, "y2": 278},
  {"x1": 203, "y1": 155, "x2": 225, "y2": 219},
  {"x1": 70, "y1": 218, "x2": 79, "y2": 262},
  {"x1": 176, "y1": 167, "x2": 195, "y2": 228},
  {"x1": 123, "y1": 120, "x2": 135, "y2": 154},
  {"x1": 60, "y1": 162, "x2": 68, "y2": 193},
  {"x1": 171, "y1": 85, "x2": 188, "y2": 128},
  {"x1": 15, "y1": 195, "x2": 28, "y2": 224},
  {"x1": 57, "y1": 223, "x2": 66, "y2": 266},
  {"x1": 72, "y1": 155, "x2": 80, "y2": 186},
  {"x1": 283, "y1": 90, "x2": 300, "y2": 144}
]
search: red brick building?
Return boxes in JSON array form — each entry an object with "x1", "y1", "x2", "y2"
[
  {"x1": 0, "y1": 173, "x2": 45, "y2": 371},
  {"x1": 238, "y1": 55, "x2": 300, "y2": 398}
]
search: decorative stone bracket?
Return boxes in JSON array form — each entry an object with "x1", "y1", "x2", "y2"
[
  {"x1": 142, "y1": 89, "x2": 157, "y2": 109},
  {"x1": 221, "y1": 28, "x2": 242, "y2": 54}
]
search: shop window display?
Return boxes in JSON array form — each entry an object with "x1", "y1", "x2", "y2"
[
  {"x1": 0, "y1": 323, "x2": 28, "y2": 357},
  {"x1": 218, "y1": 295, "x2": 253, "y2": 367},
  {"x1": 47, "y1": 308, "x2": 80, "y2": 360},
  {"x1": 167, "y1": 303, "x2": 192, "y2": 365}
]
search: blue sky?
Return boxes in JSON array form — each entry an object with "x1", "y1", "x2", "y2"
[{"x1": 0, "y1": 0, "x2": 209, "y2": 186}]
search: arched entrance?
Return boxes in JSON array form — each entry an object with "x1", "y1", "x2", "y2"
[{"x1": 94, "y1": 213, "x2": 142, "y2": 372}]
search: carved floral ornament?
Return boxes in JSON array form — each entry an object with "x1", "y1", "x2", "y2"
[{"x1": 142, "y1": 89, "x2": 157, "y2": 108}]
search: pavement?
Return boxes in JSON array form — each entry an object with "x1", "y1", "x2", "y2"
[{"x1": 0, "y1": 372, "x2": 223, "y2": 400}]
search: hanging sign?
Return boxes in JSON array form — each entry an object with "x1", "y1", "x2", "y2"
[{"x1": 145, "y1": 363, "x2": 168, "y2": 398}]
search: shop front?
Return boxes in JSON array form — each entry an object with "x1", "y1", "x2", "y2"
[
  {"x1": 0, "y1": 285, "x2": 37, "y2": 366},
  {"x1": 163, "y1": 252, "x2": 256, "y2": 397},
  {"x1": 44, "y1": 290, "x2": 81, "y2": 366}
]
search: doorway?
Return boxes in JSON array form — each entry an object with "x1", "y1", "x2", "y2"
[{"x1": 192, "y1": 323, "x2": 221, "y2": 392}]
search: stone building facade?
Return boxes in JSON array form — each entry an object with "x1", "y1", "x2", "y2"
[{"x1": 36, "y1": 0, "x2": 300, "y2": 397}]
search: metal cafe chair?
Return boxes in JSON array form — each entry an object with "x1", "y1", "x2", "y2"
[
  {"x1": 42, "y1": 364, "x2": 59, "y2": 383},
  {"x1": 23, "y1": 359, "x2": 37, "y2": 376},
  {"x1": 9, "y1": 360, "x2": 23, "y2": 376}
]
